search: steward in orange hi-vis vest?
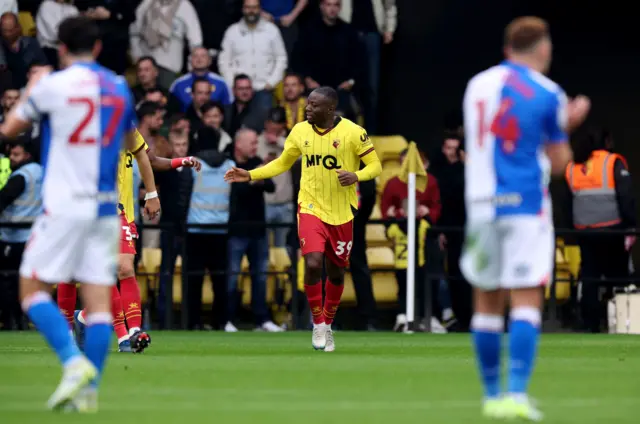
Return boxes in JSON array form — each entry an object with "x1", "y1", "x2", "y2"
[
  {"x1": 565, "y1": 149, "x2": 630, "y2": 228},
  {"x1": 563, "y1": 142, "x2": 637, "y2": 333}
]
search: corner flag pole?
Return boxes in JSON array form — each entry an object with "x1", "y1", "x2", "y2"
[
  {"x1": 406, "y1": 171, "x2": 417, "y2": 332},
  {"x1": 399, "y1": 142, "x2": 426, "y2": 334}
]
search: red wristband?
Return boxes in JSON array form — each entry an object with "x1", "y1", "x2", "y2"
[{"x1": 171, "y1": 157, "x2": 184, "y2": 169}]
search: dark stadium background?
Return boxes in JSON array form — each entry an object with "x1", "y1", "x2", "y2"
[{"x1": 377, "y1": 0, "x2": 639, "y2": 261}]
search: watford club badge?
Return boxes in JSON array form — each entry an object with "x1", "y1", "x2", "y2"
[
  {"x1": 300, "y1": 238, "x2": 306, "y2": 247},
  {"x1": 333, "y1": 140, "x2": 340, "y2": 149}
]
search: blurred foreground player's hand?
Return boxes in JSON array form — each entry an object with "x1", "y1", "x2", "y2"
[
  {"x1": 224, "y1": 166, "x2": 251, "y2": 183},
  {"x1": 566, "y1": 95, "x2": 591, "y2": 133}
]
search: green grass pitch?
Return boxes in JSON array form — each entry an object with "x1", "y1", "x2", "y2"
[{"x1": 0, "y1": 332, "x2": 638, "y2": 423}]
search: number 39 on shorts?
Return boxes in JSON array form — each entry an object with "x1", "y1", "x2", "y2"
[
  {"x1": 122, "y1": 225, "x2": 132, "y2": 241},
  {"x1": 335, "y1": 240, "x2": 353, "y2": 257}
]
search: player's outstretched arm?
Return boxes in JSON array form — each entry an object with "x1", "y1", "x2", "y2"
[
  {"x1": 249, "y1": 153, "x2": 298, "y2": 181},
  {"x1": 224, "y1": 153, "x2": 298, "y2": 183},
  {"x1": 126, "y1": 131, "x2": 160, "y2": 218},
  {"x1": 146, "y1": 147, "x2": 202, "y2": 172}
]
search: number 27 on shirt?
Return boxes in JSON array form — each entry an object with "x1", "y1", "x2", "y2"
[{"x1": 68, "y1": 95, "x2": 125, "y2": 146}]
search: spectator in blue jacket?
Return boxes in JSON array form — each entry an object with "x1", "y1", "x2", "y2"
[
  {"x1": 185, "y1": 148, "x2": 234, "y2": 330},
  {"x1": 170, "y1": 46, "x2": 233, "y2": 111}
]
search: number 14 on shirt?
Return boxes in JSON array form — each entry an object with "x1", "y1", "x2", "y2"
[{"x1": 476, "y1": 98, "x2": 521, "y2": 152}]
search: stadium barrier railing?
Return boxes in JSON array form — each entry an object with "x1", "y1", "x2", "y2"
[{"x1": 0, "y1": 221, "x2": 638, "y2": 331}]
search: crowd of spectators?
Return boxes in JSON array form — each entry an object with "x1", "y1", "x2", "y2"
[
  {"x1": 0, "y1": 1, "x2": 633, "y2": 334},
  {"x1": 0, "y1": 0, "x2": 409, "y2": 332}
]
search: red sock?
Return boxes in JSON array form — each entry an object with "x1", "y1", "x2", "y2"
[
  {"x1": 111, "y1": 285, "x2": 129, "y2": 340},
  {"x1": 304, "y1": 282, "x2": 324, "y2": 325},
  {"x1": 56, "y1": 283, "x2": 77, "y2": 329},
  {"x1": 119, "y1": 276, "x2": 142, "y2": 330},
  {"x1": 323, "y1": 279, "x2": 344, "y2": 326}
]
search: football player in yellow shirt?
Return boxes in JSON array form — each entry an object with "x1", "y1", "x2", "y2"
[
  {"x1": 58, "y1": 129, "x2": 201, "y2": 353},
  {"x1": 225, "y1": 87, "x2": 381, "y2": 351}
]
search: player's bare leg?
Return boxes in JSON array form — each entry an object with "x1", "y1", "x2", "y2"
[
  {"x1": 118, "y1": 253, "x2": 150, "y2": 353},
  {"x1": 323, "y1": 259, "x2": 346, "y2": 352},
  {"x1": 303, "y1": 252, "x2": 326, "y2": 350},
  {"x1": 20, "y1": 277, "x2": 96, "y2": 410}
]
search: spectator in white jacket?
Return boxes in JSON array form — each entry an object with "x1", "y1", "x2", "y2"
[
  {"x1": 36, "y1": 0, "x2": 78, "y2": 69},
  {"x1": 218, "y1": 0, "x2": 288, "y2": 112},
  {"x1": 0, "y1": 0, "x2": 16, "y2": 16},
  {"x1": 130, "y1": 0, "x2": 203, "y2": 89},
  {"x1": 339, "y1": 0, "x2": 397, "y2": 134}
]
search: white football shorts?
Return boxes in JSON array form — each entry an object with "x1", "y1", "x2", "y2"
[
  {"x1": 460, "y1": 215, "x2": 554, "y2": 290},
  {"x1": 20, "y1": 214, "x2": 119, "y2": 285}
]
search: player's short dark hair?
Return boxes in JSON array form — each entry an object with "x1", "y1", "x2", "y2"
[
  {"x1": 57, "y1": 16, "x2": 100, "y2": 55},
  {"x1": 283, "y1": 71, "x2": 303, "y2": 84},
  {"x1": 136, "y1": 101, "x2": 163, "y2": 120},
  {"x1": 504, "y1": 17, "x2": 549, "y2": 52},
  {"x1": 234, "y1": 74, "x2": 251, "y2": 86},
  {"x1": 267, "y1": 106, "x2": 286, "y2": 124},
  {"x1": 137, "y1": 56, "x2": 158, "y2": 68},
  {"x1": 313, "y1": 86, "x2": 338, "y2": 105},
  {"x1": 191, "y1": 77, "x2": 211, "y2": 92},
  {"x1": 201, "y1": 100, "x2": 224, "y2": 116}
]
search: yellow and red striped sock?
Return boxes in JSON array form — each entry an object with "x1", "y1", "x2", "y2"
[
  {"x1": 119, "y1": 276, "x2": 142, "y2": 330},
  {"x1": 304, "y1": 282, "x2": 324, "y2": 325},
  {"x1": 323, "y1": 279, "x2": 344, "y2": 326},
  {"x1": 111, "y1": 285, "x2": 129, "y2": 341}
]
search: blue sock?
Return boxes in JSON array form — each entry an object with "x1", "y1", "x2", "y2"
[
  {"x1": 25, "y1": 292, "x2": 81, "y2": 365},
  {"x1": 84, "y1": 313, "x2": 113, "y2": 387},
  {"x1": 508, "y1": 307, "x2": 541, "y2": 395},
  {"x1": 471, "y1": 314, "x2": 504, "y2": 399}
]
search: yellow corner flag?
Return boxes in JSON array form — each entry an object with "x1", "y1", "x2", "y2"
[{"x1": 398, "y1": 142, "x2": 427, "y2": 192}]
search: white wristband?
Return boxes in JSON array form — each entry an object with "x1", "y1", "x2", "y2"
[{"x1": 144, "y1": 191, "x2": 158, "y2": 200}]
